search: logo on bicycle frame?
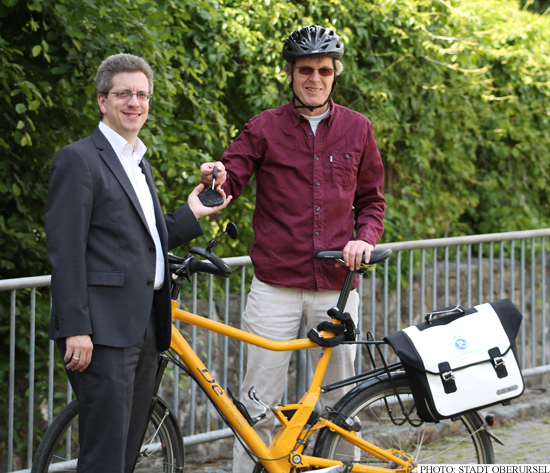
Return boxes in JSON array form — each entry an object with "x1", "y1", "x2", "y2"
[{"x1": 454, "y1": 335, "x2": 468, "y2": 350}]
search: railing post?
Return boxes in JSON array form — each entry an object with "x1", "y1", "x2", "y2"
[
  {"x1": 28, "y1": 288, "x2": 36, "y2": 468},
  {"x1": 8, "y1": 290, "x2": 16, "y2": 473}
]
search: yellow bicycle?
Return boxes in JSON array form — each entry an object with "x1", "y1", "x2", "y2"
[{"x1": 32, "y1": 223, "x2": 495, "y2": 472}]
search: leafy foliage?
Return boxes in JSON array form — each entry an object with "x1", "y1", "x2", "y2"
[
  {"x1": 1, "y1": 0, "x2": 549, "y2": 279},
  {"x1": 520, "y1": 0, "x2": 550, "y2": 13}
]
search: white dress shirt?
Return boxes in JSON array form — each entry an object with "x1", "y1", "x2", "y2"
[{"x1": 98, "y1": 121, "x2": 165, "y2": 289}]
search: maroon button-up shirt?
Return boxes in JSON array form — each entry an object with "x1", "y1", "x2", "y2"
[{"x1": 221, "y1": 99, "x2": 385, "y2": 291}]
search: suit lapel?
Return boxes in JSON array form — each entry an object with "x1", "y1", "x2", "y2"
[
  {"x1": 139, "y1": 159, "x2": 168, "y2": 249},
  {"x1": 91, "y1": 127, "x2": 151, "y2": 236}
]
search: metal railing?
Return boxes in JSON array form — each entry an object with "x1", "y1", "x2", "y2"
[{"x1": 3, "y1": 229, "x2": 550, "y2": 472}]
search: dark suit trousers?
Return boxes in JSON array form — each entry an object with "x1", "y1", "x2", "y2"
[{"x1": 58, "y1": 310, "x2": 159, "y2": 473}]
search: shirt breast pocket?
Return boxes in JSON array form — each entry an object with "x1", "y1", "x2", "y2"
[{"x1": 331, "y1": 150, "x2": 357, "y2": 191}]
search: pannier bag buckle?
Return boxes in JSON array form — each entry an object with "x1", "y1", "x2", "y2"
[
  {"x1": 442, "y1": 371, "x2": 455, "y2": 382},
  {"x1": 488, "y1": 347, "x2": 509, "y2": 379},
  {"x1": 438, "y1": 361, "x2": 458, "y2": 394}
]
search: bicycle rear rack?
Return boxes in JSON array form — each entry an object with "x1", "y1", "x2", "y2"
[{"x1": 321, "y1": 331, "x2": 423, "y2": 428}]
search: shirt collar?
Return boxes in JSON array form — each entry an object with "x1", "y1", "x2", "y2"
[
  {"x1": 301, "y1": 106, "x2": 331, "y2": 123},
  {"x1": 98, "y1": 121, "x2": 147, "y2": 163},
  {"x1": 287, "y1": 98, "x2": 336, "y2": 127}
]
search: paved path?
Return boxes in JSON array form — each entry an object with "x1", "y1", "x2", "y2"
[
  {"x1": 492, "y1": 419, "x2": 550, "y2": 463},
  {"x1": 185, "y1": 386, "x2": 550, "y2": 471},
  {"x1": 483, "y1": 385, "x2": 550, "y2": 463}
]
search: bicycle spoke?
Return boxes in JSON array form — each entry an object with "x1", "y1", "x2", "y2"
[
  {"x1": 32, "y1": 399, "x2": 183, "y2": 473},
  {"x1": 416, "y1": 427, "x2": 484, "y2": 463},
  {"x1": 314, "y1": 377, "x2": 493, "y2": 465}
]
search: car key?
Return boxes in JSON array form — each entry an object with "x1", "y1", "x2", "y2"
[
  {"x1": 198, "y1": 165, "x2": 224, "y2": 207},
  {"x1": 212, "y1": 166, "x2": 218, "y2": 190}
]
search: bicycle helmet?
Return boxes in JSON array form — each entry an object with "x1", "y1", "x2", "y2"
[
  {"x1": 283, "y1": 25, "x2": 344, "y2": 62},
  {"x1": 283, "y1": 26, "x2": 344, "y2": 113}
]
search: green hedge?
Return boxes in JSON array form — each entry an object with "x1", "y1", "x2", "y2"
[{"x1": 1, "y1": 0, "x2": 550, "y2": 279}]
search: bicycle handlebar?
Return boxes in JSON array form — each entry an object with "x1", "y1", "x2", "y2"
[
  {"x1": 168, "y1": 250, "x2": 232, "y2": 282},
  {"x1": 187, "y1": 258, "x2": 226, "y2": 277},
  {"x1": 189, "y1": 247, "x2": 232, "y2": 278}
]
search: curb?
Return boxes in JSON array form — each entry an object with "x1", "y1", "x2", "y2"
[{"x1": 481, "y1": 386, "x2": 550, "y2": 423}]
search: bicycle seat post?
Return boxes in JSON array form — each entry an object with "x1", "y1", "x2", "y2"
[
  {"x1": 335, "y1": 269, "x2": 358, "y2": 312},
  {"x1": 315, "y1": 250, "x2": 389, "y2": 313}
]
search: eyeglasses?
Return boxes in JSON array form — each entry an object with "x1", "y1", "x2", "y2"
[
  {"x1": 296, "y1": 66, "x2": 334, "y2": 77},
  {"x1": 104, "y1": 91, "x2": 151, "y2": 101}
]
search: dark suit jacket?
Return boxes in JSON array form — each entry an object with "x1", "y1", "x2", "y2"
[{"x1": 46, "y1": 126, "x2": 202, "y2": 351}]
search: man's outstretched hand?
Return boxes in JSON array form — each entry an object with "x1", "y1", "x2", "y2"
[{"x1": 188, "y1": 183, "x2": 232, "y2": 218}]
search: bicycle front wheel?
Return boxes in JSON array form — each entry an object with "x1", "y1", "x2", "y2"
[
  {"x1": 314, "y1": 375, "x2": 494, "y2": 466},
  {"x1": 31, "y1": 397, "x2": 184, "y2": 473}
]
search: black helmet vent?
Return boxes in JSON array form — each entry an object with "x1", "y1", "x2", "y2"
[{"x1": 283, "y1": 25, "x2": 344, "y2": 62}]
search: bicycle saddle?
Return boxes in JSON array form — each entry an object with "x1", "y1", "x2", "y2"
[{"x1": 314, "y1": 248, "x2": 392, "y2": 265}]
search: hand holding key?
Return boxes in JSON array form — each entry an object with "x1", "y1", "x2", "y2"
[{"x1": 198, "y1": 165, "x2": 225, "y2": 207}]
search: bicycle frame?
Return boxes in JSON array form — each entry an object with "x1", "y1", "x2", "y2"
[{"x1": 169, "y1": 301, "x2": 415, "y2": 473}]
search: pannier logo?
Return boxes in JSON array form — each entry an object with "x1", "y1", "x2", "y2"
[
  {"x1": 451, "y1": 335, "x2": 481, "y2": 360},
  {"x1": 454, "y1": 335, "x2": 468, "y2": 350},
  {"x1": 497, "y1": 385, "x2": 518, "y2": 395}
]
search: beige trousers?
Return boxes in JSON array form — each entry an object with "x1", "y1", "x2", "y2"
[{"x1": 232, "y1": 277, "x2": 359, "y2": 473}]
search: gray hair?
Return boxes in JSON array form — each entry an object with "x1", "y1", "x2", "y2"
[
  {"x1": 283, "y1": 58, "x2": 344, "y2": 77},
  {"x1": 96, "y1": 53, "x2": 154, "y2": 95},
  {"x1": 96, "y1": 54, "x2": 154, "y2": 118}
]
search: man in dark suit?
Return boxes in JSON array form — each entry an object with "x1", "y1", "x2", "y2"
[{"x1": 45, "y1": 53, "x2": 231, "y2": 472}]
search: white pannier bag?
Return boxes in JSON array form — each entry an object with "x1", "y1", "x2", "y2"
[{"x1": 385, "y1": 298, "x2": 524, "y2": 422}]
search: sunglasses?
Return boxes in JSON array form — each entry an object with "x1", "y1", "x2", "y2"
[{"x1": 296, "y1": 66, "x2": 335, "y2": 77}]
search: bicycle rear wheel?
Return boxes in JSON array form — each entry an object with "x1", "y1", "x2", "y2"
[
  {"x1": 314, "y1": 374, "x2": 494, "y2": 465},
  {"x1": 31, "y1": 397, "x2": 184, "y2": 472}
]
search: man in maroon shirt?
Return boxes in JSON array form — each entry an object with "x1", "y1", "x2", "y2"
[{"x1": 201, "y1": 25, "x2": 385, "y2": 471}]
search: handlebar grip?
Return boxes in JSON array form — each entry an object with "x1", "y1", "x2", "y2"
[
  {"x1": 189, "y1": 259, "x2": 225, "y2": 276},
  {"x1": 189, "y1": 247, "x2": 232, "y2": 278},
  {"x1": 168, "y1": 253, "x2": 186, "y2": 265}
]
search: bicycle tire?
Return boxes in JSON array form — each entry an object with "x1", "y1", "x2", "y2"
[
  {"x1": 313, "y1": 374, "x2": 495, "y2": 466},
  {"x1": 31, "y1": 397, "x2": 184, "y2": 472}
]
